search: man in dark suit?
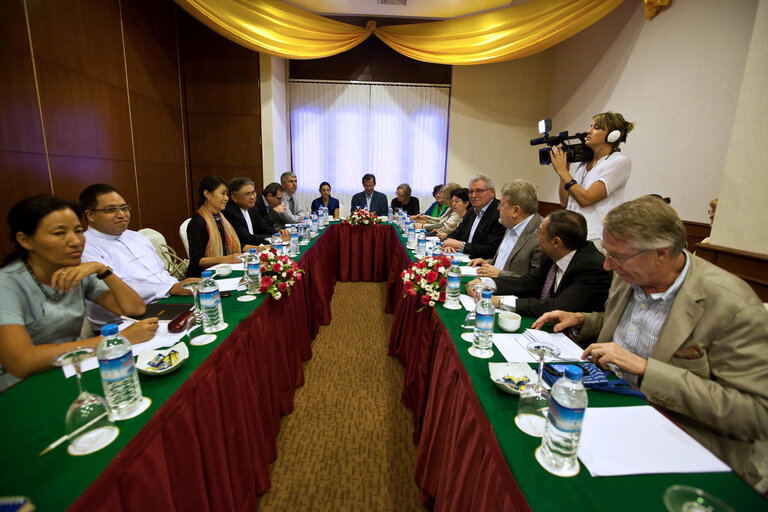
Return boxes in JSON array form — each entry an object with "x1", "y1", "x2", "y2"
[
  {"x1": 253, "y1": 182, "x2": 289, "y2": 233},
  {"x1": 442, "y1": 174, "x2": 506, "y2": 259},
  {"x1": 222, "y1": 177, "x2": 274, "y2": 246},
  {"x1": 468, "y1": 209, "x2": 611, "y2": 318},
  {"x1": 350, "y1": 173, "x2": 388, "y2": 216},
  {"x1": 469, "y1": 179, "x2": 543, "y2": 278}
]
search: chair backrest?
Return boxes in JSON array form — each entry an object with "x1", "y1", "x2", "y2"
[
  {"x1": 138, "y1": 228, "x2": 169, "y2": 266},
  {"x1": 179, "y1": 218, "x2": 191, "y2": 258}
]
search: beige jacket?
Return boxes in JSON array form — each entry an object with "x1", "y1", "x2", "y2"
[{"x1": 579, "y1": 253, "x2": 768, "y2": 485}]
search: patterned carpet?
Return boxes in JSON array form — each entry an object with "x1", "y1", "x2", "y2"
[{"x1": 256, "y1": 282, "x2": 423, "y2": 511}]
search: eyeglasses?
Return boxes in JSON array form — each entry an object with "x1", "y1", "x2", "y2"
[
  {"x1": 91, "y1": 205, "x2": 131, "y2": 214},
  {"x1": 468, "y1": 188, "x2": 489, "y2": 195},
  {"x1": 234, "y1": 191, "x2": 257, "y2": 197},
  {"x1": 605, "y1": 248, "x2": 650, "y2": 267}
]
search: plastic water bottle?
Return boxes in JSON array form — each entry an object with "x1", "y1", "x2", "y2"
[
  {"x1": 97, "y1": 323, "x2": 142, "y2": 420},
  {"x1": 323, "y1": 206, "x2": 330, "y2": 226},
  {"x1": 471, "y1": 289, "x2": 495, "y2": 358},
  {"x1": 444, "y1": 259, "x2": 461, "y2": 309},
  {"x1": 416, "y1": 229, "x2": 426, "y2": 257},
  {"x1": 198, "y1": 270, "x2": 226, "y2": 333},
  {"x1": 387, "y1": 207, "x2": 393, "y2": 223},
  {"x1": 289, "y1": 229, "x2": 299, "y2": 256},
  {"x1": 246, "y1": 248, "x2": 261, "y2": 294},
  {"x1": 538, "y1": 366, "x2": 588, "y2": 476},
  {"x1": 407, "y1": 223, "x2": 415, "y2": 243},
  {"x1": 310, "y1": 214, "x2": 318, "y2": 236},
  {"x1": 433, "y1": 241, "x2": 443, "y2": 257},
  {"x1": 272, "y1": 234, "x2": 283, "y2": 255}
]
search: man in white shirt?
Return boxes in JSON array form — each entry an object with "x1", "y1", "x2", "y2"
[
  {"x1": 468, "y1": 179, "x2": 543, "y2": 279},
  {"x1": 79, "y1": 184, "x2": 198, "y2": 328},
  {"x1": 279, "y1": 171, "x2": 301, "y2": 223}
]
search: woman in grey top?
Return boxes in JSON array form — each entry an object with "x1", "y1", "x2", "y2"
[
  {"x1": 0, "y1": 196, "x2": 158, "y2": 389},
  {"x1": 413, "y1": 183, "x2": 461, "y2": 233}
]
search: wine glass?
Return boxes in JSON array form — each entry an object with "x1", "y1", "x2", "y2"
[
  {"x1": 515, "y1": 341, "x2": 561, "y2": 437},
  {"x1": 181, "y1": 281, "x2": 200, "y2": 317},
  {"x1": 237, "y1": 253, "x2": 250, "y2": 290},
  {"x1": 52, "y1": 347, "x2": 118, "y2": 455},
  {"x1": 663, "y1": 486, "x2": 735, "y2": 512},
  {"x1": 461, "y1": 283, "x2": 484, "y2": 330}
]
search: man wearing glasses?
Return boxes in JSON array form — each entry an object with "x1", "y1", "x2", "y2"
[
  {"x1": 533, "y1": 195, "x2": 768, "y2": 489},
  {"x1": 443, "y1": 174, "x2": 506, "y2": 259},
  {"x1": 79, "y1": 184, "x2": 199, "y2": 329},
  {"x1": 223, "y1": 177, "x2": 274, "y2": 246}
]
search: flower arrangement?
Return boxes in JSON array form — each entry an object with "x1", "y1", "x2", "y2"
[
  {"x1": 400, "y1": 254, "x2": 452, "y2": 310},
  {"x1": 258, "y1": 247, "x2": 303, "y2": 300},
  {"x1": 342, "y1": 208, "x2": 381, "y2": 226}
]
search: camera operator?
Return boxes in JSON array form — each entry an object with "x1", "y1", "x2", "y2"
[{"x1": 551, "y1": 111, "x2": 634, "y2": 251}]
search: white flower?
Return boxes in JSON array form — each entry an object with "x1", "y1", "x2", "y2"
[
  {"x1": 275, "y1": 291, "x2": 282, "y2": 300},
  {"x1": 429, "y1": 301, "x2": 435, "y2": 307}
]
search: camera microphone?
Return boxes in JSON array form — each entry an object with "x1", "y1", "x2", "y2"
[{"x1": 529, "y1": 135, "x2": 550, "y2": 146}]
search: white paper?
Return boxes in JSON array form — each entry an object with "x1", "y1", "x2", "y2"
[
  {"x1": 492, "y1": 330, "x2": 583, "y2": 363},
  {"x1": 460, "y1": 266, "x2": 479, "y2": 277},
  {"x1": 578, "y1": 406, "x2": 730, "y2": 476},
  {"x1": 459, "y1": 294, "x2": 504, "y2": 314},
  {"x1": 62, "y1": 321, "x2": 189, "y2": 378},
  {"x1": 450, "y1": 253, "x2": 472, "y2": 262},
  {"x1": 213, "y1": 277, "x2": 243, "y2": 292},
  {"x1": 426, "y1": 236, "x2": 440, "y2": 242}
]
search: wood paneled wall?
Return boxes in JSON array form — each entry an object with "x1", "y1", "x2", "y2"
[
  {"x1": 0, "y1": 0, "x2": 262, "y2": 257},
  {"x1": 178, "y1": 10, "x2": 263, "y2": 201}
]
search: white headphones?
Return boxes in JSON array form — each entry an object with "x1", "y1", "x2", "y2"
[{"x1": 606, "y1": 129, "x2": 621, "y2": 143}]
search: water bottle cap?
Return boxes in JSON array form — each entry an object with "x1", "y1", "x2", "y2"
[
  {"x1": 201, "y1": 270, "x2": 213, "y2": 278},
  {"x1": 452, "y1": 259, "x2": 458, "y2": 265},
  {"x1": 481, "y1": 289, "x2": 492, "y2": 299},
  {"x1": 565, "y1": 365, "x2": 583, "y2": 380},
  {"x1": 102, "y1": 323, "x2": 118, "y2": 336},
  {"x1": 249, "y1": 248, "x2": 256, "y2": 254}
]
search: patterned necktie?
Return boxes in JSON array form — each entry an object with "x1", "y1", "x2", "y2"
[
  {"x1": 540, "y1": 262, "x2": 558, "y2": 300},
  {"x1": 289, "y1": 196, "x2": 296, "y2": 215}
]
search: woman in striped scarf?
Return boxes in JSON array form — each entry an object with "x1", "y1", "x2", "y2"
[{"x1": 186, "y1": 176, "x2": 257, "y2": 277}]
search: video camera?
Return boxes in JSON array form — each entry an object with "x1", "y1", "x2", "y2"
[{"x1": 530, "y1": 119, "x2": 593, "y2": 165}]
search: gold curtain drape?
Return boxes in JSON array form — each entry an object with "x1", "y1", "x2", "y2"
[{"x1": 175, "y1": 0, "x2": 626, "y2": 64}]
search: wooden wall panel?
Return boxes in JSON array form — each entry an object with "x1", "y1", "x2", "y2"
[
  {"x1": 48, "y1": 156, "x2": 138, "y2": 208},
  {"x1": 178, "y1": 9, "x2": 262, "y2": 197},
  {"x1": 695, "y1": 243, "x2": 768, "y2": 302},
  {"x1": 683, "y1": 220, "x2": 711, "y2": 252}
]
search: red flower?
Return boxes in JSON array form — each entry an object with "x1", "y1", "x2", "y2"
[
  {"x1": 295, "y1": 272, "x2": 303, "y2": 281},
  {"x1": 261, "y1": 276, "x2": 273, "y2": 286},
  {"x1": 278, "y1": 282, "x2": 288, "y2": 292},
  {"x1": 439, "y1": 277, "x2": 447, "y2": 288},
  {"x1": 272, "y1": 263, "x2": 282, "y2": 272},
  {"x1": 421, "y1": 295, "x2": 431, "y2": 306},
  {"x1": 439, "y1": 291, "x2": 446, "y2": 302},
  {"x1": 260, "y1": 252, "x2": 269, "y2": 262},
  {"x1": 286, "y1": 269, "x2": 294, "y2": 278},
  {"x1": 416, "y1": 260, "x2": 426, "y2": 269},
  {"x1": 441, "y1": 256, "x2": 451, "y2": 267},
  {"x1": 403, "y1": 280, "x2": 415, "y2": 292},
  {"x1": 407, "y1": 288, "x2": 416, "y2": 297},
  {"x1": 426, "y1": 270, "x2": 438, "y2": 283},
  {"x1": 259, "y1": 285, "x2": 269, "y2": 293},
  {"x1": 270, "y1": 247, "x2": 277, "y2": 255}
]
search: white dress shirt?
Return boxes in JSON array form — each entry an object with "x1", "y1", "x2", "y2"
[
  {"x1": 83, "y1": 227, "x2": 178, "y2": 327},
  {"x1": 468, "y1": 202, "x2": 492, "y2": 242},
  {"x1": 240, "y1": 207, "x2": 254, "y2": 235}
]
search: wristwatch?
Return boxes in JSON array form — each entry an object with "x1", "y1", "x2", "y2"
[
  {"x1": 564, "y1": 179, "x2": 577, "y2": 191},
  {"x1": 97, "y1": 266, "x2": 113, "y2": 280}
]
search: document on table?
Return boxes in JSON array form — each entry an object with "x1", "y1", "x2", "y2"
[
  {"x1": 214, "y1": 277, "x2": 243, "y2": 292},
  {"x1": 460, "y1": 266, "x2": 479, "y2": 277},
  {"x1": 62, "y1": 321, "x2": 188, "y2": 377},
  {"x1": 578, "y1": 406, "x2": 730, "y2": 476},
  {"x1": 492, "y1": 329, "x2": 584, "y2": 363},
  {"x1": 447, "y1": 253, "x2": 471, "y2": 263}
]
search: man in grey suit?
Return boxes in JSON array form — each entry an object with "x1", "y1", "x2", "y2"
[
  {"x1": 533, "y1": 196, "x2": 768, "y2": 489},
  {"x1": 468, "y1": 179, "x2": 542, "y2": 278},
  {"x1": 350, "y1": 173, "x2": 388, "y2": 216}
]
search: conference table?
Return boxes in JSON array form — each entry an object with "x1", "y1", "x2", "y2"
[{"x1": 0, "y1": 222, "x2": 762, "y2": 511}]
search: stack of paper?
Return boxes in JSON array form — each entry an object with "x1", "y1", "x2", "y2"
[
  {"x1": 492, "y1": 329, "x2": 584, "y2": 363},
  {"x1": 578, "y1": 406, "x2": 730, "y2": 476}
]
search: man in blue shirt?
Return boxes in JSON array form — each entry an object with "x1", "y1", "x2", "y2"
[{"x1": 350, "y1": 173, "x2": 388, "y2": 216}]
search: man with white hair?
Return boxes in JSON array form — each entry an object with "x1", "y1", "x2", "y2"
[
  {"x1": 279, "y1": 171, "x2": 302, "y2": 223},
  {"x1": 442, "y1": 174, "x2": 506, "y2": 259},
  {"x1": 533, "y1": 195, "x2": 768, "y2": 488}
]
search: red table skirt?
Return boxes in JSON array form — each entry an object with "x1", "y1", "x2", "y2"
[{"x1": 69, "y1": 224, "x2": 528, "y2": 511}]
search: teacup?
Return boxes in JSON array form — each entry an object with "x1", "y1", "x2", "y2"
[
  {"x1": 498, "y1": 312, "x2": 522, "y2": 332},
  {"x1": 215, "y1": 266, "x2": 232, "y2": 277}
]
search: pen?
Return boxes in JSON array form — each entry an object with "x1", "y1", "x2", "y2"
[{"x1": 39, "y1": 411, "x2": 109, "y2": 456}]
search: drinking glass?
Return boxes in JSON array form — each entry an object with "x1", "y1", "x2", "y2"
[
  {"x1": 181, "y1": 281, "x2": 200, "y2": 316},
  {"x1": 663, "y1": 486, "x2": 735, "y2": 512},
  {"x1": 52, "y1": 347, "x2": 118, "y2": 455},
  {"x1": 237, "y1": 253, "x2": 250, "y2": 289},
  {"x1": 515, "y1": 340, "x2": 561, "y2": 437},
  {"x1": 461, "y1": 281, "x2": 496, "y2": 330}
]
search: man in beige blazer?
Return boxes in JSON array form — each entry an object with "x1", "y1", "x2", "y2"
[
  {"x1": 469, "y1": 180, "x2": 543, "y2": 278},
  {"x1": 533, "y1": 196, "x2": 768, "y2": 488}
]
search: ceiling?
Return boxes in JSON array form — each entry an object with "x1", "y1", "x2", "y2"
[{"x1": 285, "y1": 0, "x2": 526, "y2": 19}]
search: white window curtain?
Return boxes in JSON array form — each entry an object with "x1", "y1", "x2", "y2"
[{"x1": 289, "y1": 81, "x2": 450, "y2": 216}]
